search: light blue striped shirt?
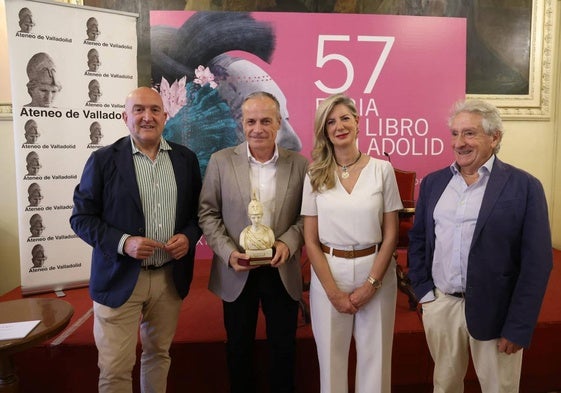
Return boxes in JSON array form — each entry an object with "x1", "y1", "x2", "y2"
[
  {"x1": 422, "y1": 155, "x2": 495, "y2": 302},
  {"x1": 118, "y1": 136, "x2": 177, "y2": 267}
]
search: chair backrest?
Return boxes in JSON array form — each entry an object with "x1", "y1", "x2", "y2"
[
  {"x1": 392, "y1": 168, "x2": 420, "y2": 309},
  {"x1": 394, "y1": 168, "x2": 416, "y2": 209}
]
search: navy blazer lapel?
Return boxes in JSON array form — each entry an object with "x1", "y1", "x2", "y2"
[
  {"x1": 168, "y1": 144, "x2": 186, "y2": 230},
  {"x1": 471, "y1": 158, "x2": 510, "y2": 246},
  {"x1": 113, "y1": 137, "x2": 142, "y2": 213}
]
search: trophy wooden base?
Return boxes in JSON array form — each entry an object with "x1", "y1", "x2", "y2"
[{"x1": 238, "y1": 248, "x2": 274, "y2": 266}]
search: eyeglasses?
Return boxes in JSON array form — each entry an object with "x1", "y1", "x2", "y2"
[{"x1": 450, "y1": 129, "x2": 485, "y2": 140}]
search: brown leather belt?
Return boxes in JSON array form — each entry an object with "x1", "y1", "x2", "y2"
[
  {"x1": 320, "y1": 243, "x2": 379, "y2": 259},
  {"x1": 448, "y1": 292, "x2": 465, "y2": 298},
  {"x1": 142, "y1": 261, "x2": 171, "y2": 270}
]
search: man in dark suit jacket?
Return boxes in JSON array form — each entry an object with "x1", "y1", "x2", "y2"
[
  {"x1": 199, "y1": 91, "x2": 308, "y2": 393},
  {"x1": 71, "y1": 87, "x2": 202, "y2": 393},
  {"x1": 408, "y1": 99, "x2": 552, "y2": 393}
]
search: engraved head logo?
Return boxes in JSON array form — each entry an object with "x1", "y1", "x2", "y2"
[
  {"x1": 89, "y1": 121, "x2": 103, "y2": 144},
  {"x1": 86, "y1": 17, "x2": 100, "y2": 41},
  {"x1": 27, "y1": 183, "x2": 43, "y2": 207},
  {"x1": 87, "y1": 48, "x2": 101, "y2": 72},
  {"x1": 31, "y1": 244, "x2": 47, "y2": 267},
  {"x1": 26, "y1": 151, "x2": 42, "y2": 176},
  {"x1": 26, "y1": 52, "x2": 62, "y2": 107},
  {"x1": 29, "y1": 214, "x2": 45, "y2": 237},
  {"x1": 24, "y1": 119, "x2": 40, "y2": 144},
  {"x1": 18, "y1": 8, "x2": 35, "y2": 33},
  {"x1": 88, "y1": 79, "x2": 102, "y2": 103}
]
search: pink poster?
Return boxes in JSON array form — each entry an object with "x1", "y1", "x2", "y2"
[
  {"x1": 151, "y1": 11, "x2": 465, "y2": 180},
  {"x1": 150, "y1": 11, "x2": 465, "y2": 256}
]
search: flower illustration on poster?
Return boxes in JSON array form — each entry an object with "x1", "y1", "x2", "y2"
[
  {"x1": 155, "y1": 64, "x2": 238, "y2": 177},
  {"x1": 158, "y1": 76, "x2": 186, "y2": 119}
]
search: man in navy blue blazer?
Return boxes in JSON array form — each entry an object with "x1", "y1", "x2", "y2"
[
  {"x1": 408, "y1": 100, "x2": 552, "y2": 393},
  {"x1": 71, "y1": 87, "x2": 202, "y2": 393}
]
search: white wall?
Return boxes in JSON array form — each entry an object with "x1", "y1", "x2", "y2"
[
  {"x1": 551, "y1": 0, "x2": 561, "y2": 248},
  {"x1": 0, "y1": 119, "x2": 21, "y2": 296},
  {"x1": 0, "y1": 0, "x2": 20, "y2": 296}
]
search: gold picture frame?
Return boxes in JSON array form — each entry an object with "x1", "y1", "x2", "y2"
[
  {"x1": 466, "y1": 0, "x2": 554, "y2": 120},
  {"x1": 0, "y1": 104, "x2": 11, "y2": 120}
]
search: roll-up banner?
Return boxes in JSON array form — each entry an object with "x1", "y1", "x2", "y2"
[
  {"x1": 150, "y1": 11, "x2": 466, "y2": 258},
  {"x1": 5, "y1": 0, "x2": 138, "y2": 294}
]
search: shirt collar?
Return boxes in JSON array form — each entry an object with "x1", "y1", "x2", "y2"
[
  {"x1": 246, "y1": 143, "x2": 279, "y2": 165},
  {"x1": 130, "y1": 136, "x2": 171, "y2": 154},
  {"x1": 450, "y1": 154, "x2": 495, "y2": 176}
]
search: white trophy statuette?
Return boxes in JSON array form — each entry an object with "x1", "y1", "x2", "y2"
[{"x1": 239, "y1": 196, "x2": 275, "y2": 266}]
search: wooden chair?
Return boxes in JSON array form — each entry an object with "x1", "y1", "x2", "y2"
[{"x1": 394, "y1": 168, "x2": 419, "y2": 310}]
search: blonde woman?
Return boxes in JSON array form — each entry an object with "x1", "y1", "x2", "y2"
[{"x1": 302, "y1": 93, "x2": 402, "y2": 393}]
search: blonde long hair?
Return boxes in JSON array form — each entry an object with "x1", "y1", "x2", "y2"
[{"x1": 308, "y1": 93, "x2": 358, "y2": 192}]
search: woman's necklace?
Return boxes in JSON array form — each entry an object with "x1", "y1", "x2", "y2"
[{"x1": 335, "y1": 151, "x2": 362, "y2": 179}]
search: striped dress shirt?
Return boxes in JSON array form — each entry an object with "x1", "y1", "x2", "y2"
[{"x1": 118, "y1": 136, "x2": 177, "y2": 267}]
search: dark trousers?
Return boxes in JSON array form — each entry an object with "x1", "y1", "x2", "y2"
[{"x1": 223, "y1": 266, "x2": 299, "y2": 393}]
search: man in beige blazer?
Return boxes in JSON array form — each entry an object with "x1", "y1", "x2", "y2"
[{"x1": 199, "y1": 91, "x2": 308, "y2": 393}]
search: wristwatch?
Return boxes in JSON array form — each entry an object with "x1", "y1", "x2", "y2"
[{"x1": 367, "y1": 275, "x2": 382, "y2": 289}]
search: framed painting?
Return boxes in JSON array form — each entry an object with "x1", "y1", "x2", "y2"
[{"x1": 465, "y1": 0, "x2": 554, "y2": 120}]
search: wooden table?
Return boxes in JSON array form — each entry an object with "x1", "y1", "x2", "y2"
[{"x1": 0, "y1": 298, "x2": 74, "y2": 393}]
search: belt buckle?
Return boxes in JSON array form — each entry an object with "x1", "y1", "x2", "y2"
[
  {"x1": 344, "y1": 249, "x2": 355, "y2": 258},
  {"x1": 449, "y1": 292, "x2": 465, "y2": 298}
]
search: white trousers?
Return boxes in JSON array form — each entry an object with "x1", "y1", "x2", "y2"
[
  {"x1": 93, "y1": 264, "x2": 183, "y2": 393},
  {"x1": 310, "y1": 253, "x2": 397, "y2": 393},
  {"x1": 422, "y1": 289, "x2": 523, "y2": 393}
]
